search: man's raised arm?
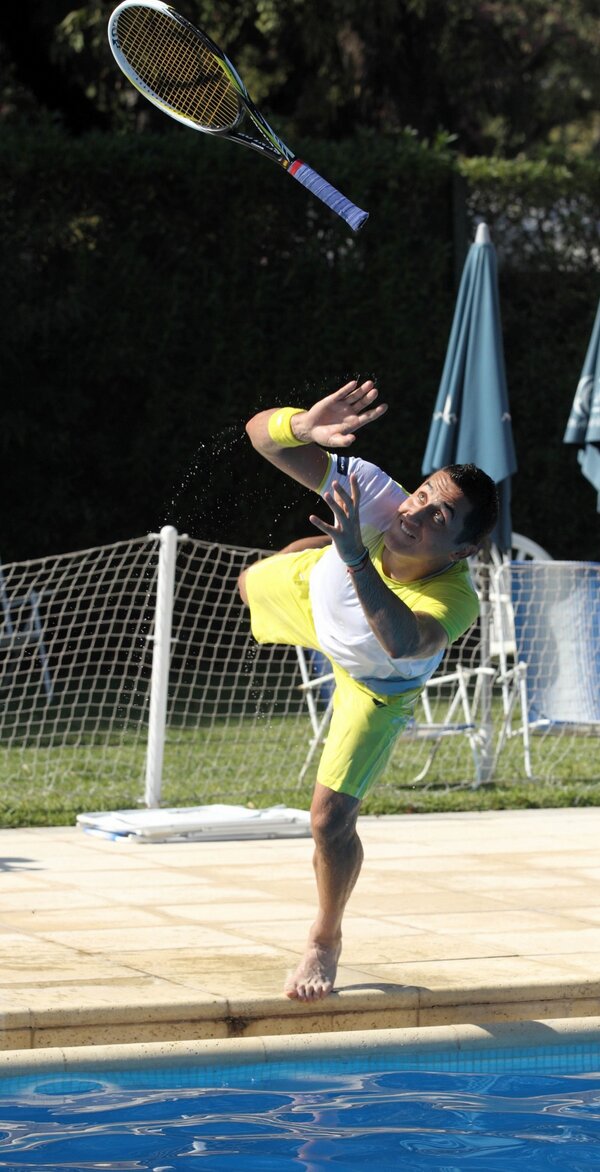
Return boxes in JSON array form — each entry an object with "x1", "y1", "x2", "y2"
[{"x1": 245, "y1": 379, "x2": 387, "y2": 492}]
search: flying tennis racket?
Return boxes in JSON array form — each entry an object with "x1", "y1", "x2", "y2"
[{"x1": 107, "y1": 0, "x2": 368, "y2": 232}]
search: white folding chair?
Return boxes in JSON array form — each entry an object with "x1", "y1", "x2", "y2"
[
  {"x1": 491, "y1": 559, "x2": 600, "y2": 780},
  {"x1": 295, "y1": 647, "x2": 493, "y2": 784},
  {"x1": 485, "y1": 533, "x2": 553, "y2": 777},
  {"x1": 401, "y1": 664, "x2": 494, "y2": 783},
  {"x1": 0, "y1": 563, "x2": 54, "y2": 702},
  {"x1": 295, "y1": 648, "x2": 335, "y2": 781}
]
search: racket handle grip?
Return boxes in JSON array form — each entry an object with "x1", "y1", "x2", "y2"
[{"x1": 289, "y1": 161, "x2": 368, "y2": 232}]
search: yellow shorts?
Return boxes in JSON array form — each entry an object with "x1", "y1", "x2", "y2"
[{"x1": 245, "y1": 550, "x2": 418, "y2": 801}]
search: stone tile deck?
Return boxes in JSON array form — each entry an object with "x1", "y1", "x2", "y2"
[{"x1": 2, "y1": 808, "x2": 600, "y2": 1049}]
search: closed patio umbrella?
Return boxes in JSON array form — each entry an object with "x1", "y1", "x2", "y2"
[
  {"x1": 422, "y1": 222, "x2": 518, "y2": 782},
  {"x1": 564, "y1": 296, "x2": 600, "y2": 510},
  {"x1": 422, "y1": 222, "x2": 517, "y2": 553}
]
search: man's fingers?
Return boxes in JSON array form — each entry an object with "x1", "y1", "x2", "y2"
[
  {"x1": 309, "y1": 513, "x2": 334, "y2": 536},
  {"x1": 346, "y1": 379, "x2": 374, "y2": 401},
  {"x1": 323, "y1": 490, "x2": 348, "y2": 522},
  {"x1": 349, "y1": 473, "x2": 361, "y2": 506},
  {"x1": 332, "y1": 402, "x2": 387, "y2": 443},
  {"x1": 354, "y1": 402, "x2": 388, "y2": 428},
  {"x1": 330, "y1": 431, "x2": 357, "y2": 447},
  {"x1": 329, "y1": 477, "x2": 361, "y2": 509},
  {"x1": 334, "y1": 380, "x2": 362, "y2": 400},
  {"x1": 335, "y1": 378, "x2": 376, "y2": 401}
]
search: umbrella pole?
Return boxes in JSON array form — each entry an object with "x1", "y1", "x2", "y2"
[{"x1": 476, "y1": 555, "x2": 495, "y2": 785}]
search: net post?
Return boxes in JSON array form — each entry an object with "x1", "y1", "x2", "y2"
[
  {"x1": 144, "y1": 525, "x2": 178, "y2": 808},
  {"x1": 475, "y1": 557, "x2": 495, "y2": 785}
]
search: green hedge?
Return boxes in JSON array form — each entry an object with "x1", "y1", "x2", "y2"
[{"x1": 1, "y1": 127, "x2": 598, "y2": 563}]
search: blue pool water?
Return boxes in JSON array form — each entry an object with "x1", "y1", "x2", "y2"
[{"x1": 4, "y1": 1042, "x2": 600, "y2": 1170}]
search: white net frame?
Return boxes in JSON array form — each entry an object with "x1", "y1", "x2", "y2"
[{"x1": 0, "y1": 537, "x2": 158, "y2": 808}]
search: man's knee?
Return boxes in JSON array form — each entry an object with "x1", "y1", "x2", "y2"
[
  {"x1": 279, "y1": 535, "x2": 331, "y2": 554},
  {"x1": 237, "y1": 567, "x2": 250, "y2": 604},
  {"x1": 310, "y1": 783, "x2": 360, "y2": 849}
]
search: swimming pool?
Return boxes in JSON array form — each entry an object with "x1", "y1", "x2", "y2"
[{"x1": 3, "y1": 1020, "x2": 600, "y2": 1170}]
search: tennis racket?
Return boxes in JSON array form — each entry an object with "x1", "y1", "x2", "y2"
[{"x1": 107, "y1": 0, "x2": 368, "y2": 232}]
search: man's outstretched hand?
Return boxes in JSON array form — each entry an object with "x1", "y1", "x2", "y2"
[
  {"x1": 309, "y1": 473, "x2": 365, "y2": 566},
  {"x1": 291, "y1": 379, "x2": 387, "y2": 448}
]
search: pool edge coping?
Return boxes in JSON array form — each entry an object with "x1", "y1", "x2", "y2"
[{"x1": 3, "y1": 1015, "x2": 600, "y2": 1079}]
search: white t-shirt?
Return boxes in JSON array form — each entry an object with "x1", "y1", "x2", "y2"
[{"x1": 308, "y1": 455, "x2": 479, "y2": 694}]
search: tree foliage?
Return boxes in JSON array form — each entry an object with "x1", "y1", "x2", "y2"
[{"x1": 2, "y1": 1, "x2": 600, "y2": 156}]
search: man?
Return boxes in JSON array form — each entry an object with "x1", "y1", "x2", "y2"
[{"x1": 238, "y1": 378, "x2": 498, "y2": 1003}]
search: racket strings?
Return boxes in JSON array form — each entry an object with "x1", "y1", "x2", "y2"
[{"x1": 115, "y1": 7, "x2": 240, "y2": 129}]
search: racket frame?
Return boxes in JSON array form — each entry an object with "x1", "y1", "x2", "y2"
[
  {"x1": 108, "y1": 0, "x2": 293, "y2": 164},
  {"x1": 108, "y1": 0, "x2": 368, "y2": 230}
]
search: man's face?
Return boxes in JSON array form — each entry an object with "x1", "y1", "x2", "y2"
[{"x1": 384, "y1": 470, "x2": 477, "y2": 563}]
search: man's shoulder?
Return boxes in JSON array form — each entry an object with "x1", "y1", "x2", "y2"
[
  {"x1": 349, "y1": 457, "x2": 408, "y2": 506},
  {"x1": 414, "y1": 560, "x2": 479, "y2": 644},
  {"x1": 437, "y1": 558, "x2": 478, "y2": 596},
  {"x1": 413, "y1": 560, "x2": 478, "y2": 610},
  {"x1": 445, "y1": 557, "x2": 476, "y2": 581},
  {"x1": 336, "y1": 455, "x2": 406, "y2": 493}
]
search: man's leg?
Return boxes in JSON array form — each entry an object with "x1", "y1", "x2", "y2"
[
  {"x1": 285, "y1": 782, "x2": 362, "y2": 1001},
  {"x1": 236, "y1": 540, "x2": 403, "y2": 1002}
]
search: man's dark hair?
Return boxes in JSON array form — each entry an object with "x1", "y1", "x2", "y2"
[{"x1": 445, "y1": 463, "x2": 499, "y2": 546}]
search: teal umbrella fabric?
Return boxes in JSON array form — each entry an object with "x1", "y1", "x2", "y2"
[
  {"x1": 422, "y1": 223, "x2": 517, "y2": 553},
  {"x1": 563, "y1": 297, "x2": 600, "y2": 511}
]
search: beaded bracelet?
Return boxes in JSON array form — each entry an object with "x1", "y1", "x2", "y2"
[
  {"x1": 267, "y1": 407, "x2": 308, "y2": 447},
  {"x1": 345, "y1": 548, "x2": 370, "y2": 574}
]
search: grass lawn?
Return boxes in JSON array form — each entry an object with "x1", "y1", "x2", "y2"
[{"x1": 1, "y1": 711, "x2": 599, "y2": 828}]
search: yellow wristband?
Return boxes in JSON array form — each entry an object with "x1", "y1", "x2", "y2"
[{"x1": 267, "y1": 408, "x2": 308, "y2": 447}]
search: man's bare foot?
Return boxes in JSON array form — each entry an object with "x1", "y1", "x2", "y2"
[{"x1": 284, "y1": 939, "x2": 342, "y2": 1001}]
